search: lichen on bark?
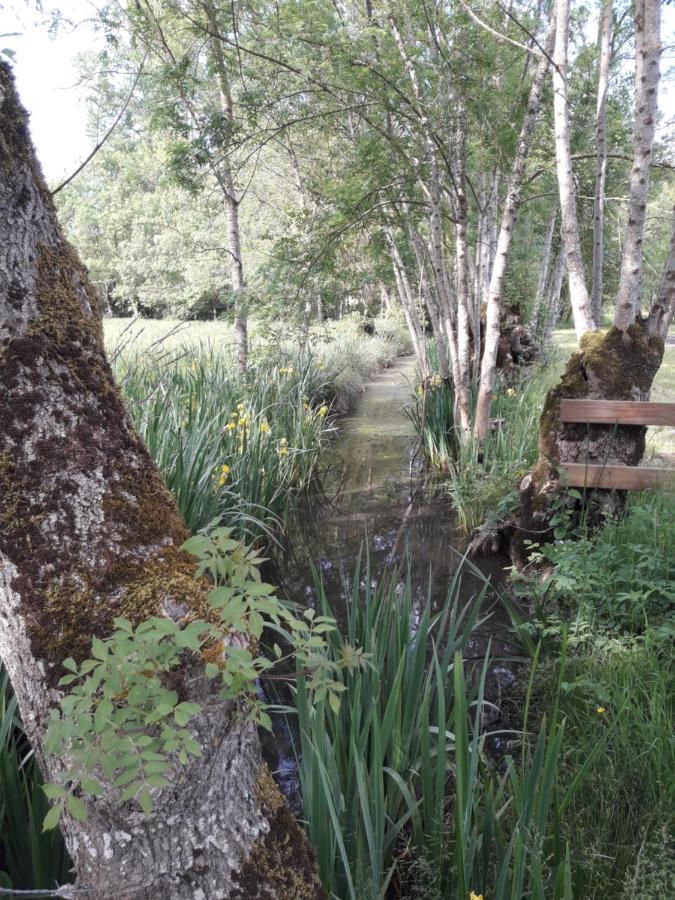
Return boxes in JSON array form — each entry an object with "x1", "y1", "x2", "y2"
[{"x1": 0, "y1": 61, "x2": 322, "y2": 898}]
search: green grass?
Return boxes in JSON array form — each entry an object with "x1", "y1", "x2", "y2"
[
  {"x1": 106, "y1": 312, "x2": 411, "y2": 538},
  {"x1": 512, "y1": 486, "x2": 675, "y2": 898}
]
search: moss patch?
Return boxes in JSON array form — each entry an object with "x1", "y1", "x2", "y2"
[{"x1": 231, "y1": 764, "x2": 326, "y2": 900}]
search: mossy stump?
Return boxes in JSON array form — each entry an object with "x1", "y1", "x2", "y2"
[{"x1": 514, "y1": 322, "x2": 664, "y2": 566}]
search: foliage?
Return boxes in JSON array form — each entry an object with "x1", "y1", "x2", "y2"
[
  {"x1": 518, "y1": 490, "x2": 675, "y2": 640},
  {"x1": 42, "y1": 527, "x2": 348, "y2": 829},
  {"x1": 0, "y1": 667, "x2": 70, "y2": 891},
  {"x1": 108, "y1": 314, "x2": 409, "y2": 538},
  {"x1": 533, "y1": 637, "x2": 674, "y2": 898},
  {"x1": 409, "y1": 356, "x2": 558, "y2": 531},
  {"x1": 293, "y1": 557, "x2": 579, "y2": 899}
]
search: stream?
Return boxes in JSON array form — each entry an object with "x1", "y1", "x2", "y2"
[{"x1": 265, "y1": 355, "x2": 519, "y2": 805}]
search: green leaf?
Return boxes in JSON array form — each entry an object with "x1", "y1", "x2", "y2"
[
  {"x1": 42, "y1": 784, "x2": 67, "y2": 801},
  {"x1": 43, "y1": 802, "x2": 64, "y2": 832},
  {"x1": 139, "y1": 788, "x2": 153, "y2": 815},
  {"x1": 66, "y1": 793, "x2": 89, "y2": 822}
]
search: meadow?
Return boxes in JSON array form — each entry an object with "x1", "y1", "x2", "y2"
[{"x1": 2, "y1": 316, "x2": 673, "y2": 898}]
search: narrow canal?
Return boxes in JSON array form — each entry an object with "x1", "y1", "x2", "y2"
[{"x1": 265, "y1": 356, "x2": 518, "y2": 804}]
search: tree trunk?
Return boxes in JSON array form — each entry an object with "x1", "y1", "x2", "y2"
[
  {"x1": 516, "y1": 1, "x2": 665, "y2": 565},
  {"x1": 203, "y1": 0, "x2": 248, "y2": 375},
  {"x1": 590, "y1": 0, "x2": 613, "y2": 327},
  {"x1": 530, "y1": 208, "x2": 557, "y2": 328},
  {"x1": 541, "y1": 241, "x2": 567, "y2": 339},
  {"x1": 473, "y1": 12, "x2": 556, "y2": 442},
  {"x1": 0, "y1": 63, "x2": 323, "y2": 900},
  {"x1": 552, "y1": 0, "x2": 596, "y2": 341},
  {"x1": 385, "y1": 228, "x2": 430, "y2": 378},
  {"x1": 409, "y1": 225, "x2": 450, "y2": 380},
  {"x1": 613, "y1": 0, "x2": 661, "y2": 330}
]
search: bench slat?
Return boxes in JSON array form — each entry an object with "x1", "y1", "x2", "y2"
[
  {"x1": 561, "y1": 463, "x2": 675, "y2": 490},
  {"x1": 560, "y1": 399, "x2": 675, "y2": 426}
]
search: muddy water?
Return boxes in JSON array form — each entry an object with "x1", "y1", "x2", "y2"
[
  {"x1": 275, "y1": 356, "x2": 509, "y2": 622},
  {"x1": 265, "y1": 357, "x2": 518, "y2": 803}
]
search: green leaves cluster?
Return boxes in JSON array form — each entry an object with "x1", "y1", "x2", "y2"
[{"x1": 42, "y1": 526, "x2": 350, "y2": 829}]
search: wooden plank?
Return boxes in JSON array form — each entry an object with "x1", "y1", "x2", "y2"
[
  {"x1": 560, "y1": 399, "x2": 675, "y2": 426},
  {"x1": 561, "y1": 463, "x2": 675, "y2": 490}
]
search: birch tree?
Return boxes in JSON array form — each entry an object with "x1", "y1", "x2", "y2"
[
  {"x1": 552, "y1": 0, "x2": 596, "y2": 340},
  {"x1": 0, "y1": 63, "x2": 323, "y2": 900},
  {"x1": 473, "y1": 11, "x2": 557, "y2": 442},
  {"x1": 590, "y1": 0, "x2": 613, "y2": 326}
]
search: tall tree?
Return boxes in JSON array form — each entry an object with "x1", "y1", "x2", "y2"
[
  {"x1": 590, "y1": 0, "x2": 613, "y2": 326},
  {"x1": 0, "y1": 63, "x2": 323, "y2": 899},
  {"x1": 552, "y1": 0, "x2": 596, "y2": 341}
]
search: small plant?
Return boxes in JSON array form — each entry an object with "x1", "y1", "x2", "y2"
[{"x1": 42, "y1": 526, "x2": 348, "y2": 829}]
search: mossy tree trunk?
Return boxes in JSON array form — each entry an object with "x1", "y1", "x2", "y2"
[
  {"x1": 517, "y1": 1, "x2": 669, "y2": 564},
  {"x1": 0, "y1": 63, "x2": 323, "y2": 900}
]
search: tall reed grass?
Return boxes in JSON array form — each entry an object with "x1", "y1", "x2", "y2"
[
  {"x1": 0, "y1": 667, "x2": 70, "y2": 891},
  {"x1": 291, "y1": 557, "x2": 579, "y2": 899}
]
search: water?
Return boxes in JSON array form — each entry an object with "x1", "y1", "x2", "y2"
[{"x1": 263, "y1": 356, "x2": 520, "y2": 805}]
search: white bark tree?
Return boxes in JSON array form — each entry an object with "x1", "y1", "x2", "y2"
[
  {"x1": 473, "y1": 11, "x2": 557, "y2": 442},
  {"x1": 613, "y1": 0, "x2": 662, "y2": 330},
  {"x1": 552, "y1": 0, "x2": 596, "y2": 341},
  {"x1": 0, "y1": 63, "x2": 323, "y2": 900},
  {"x1": 590, "y1": 0, "x2": 613, "y2": 326}
]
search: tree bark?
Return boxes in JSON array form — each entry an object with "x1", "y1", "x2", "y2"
[
  {"x1": 646, "y1": 204, "x2": 675, "y2": 340},
  {"x1": 613, "y1": 0, "x2": 661, "y2": 330},
  {"x1": 202, "y1": 0, "x2": 248, "y2": 374},
  {"x1": 530, "y1": 208, "x2": 557, "y2": 328},
  {"x1": 473, "y1": 12, "x2": 556, "y2": 442},
  {"x1": 0, "y1": 63, "x2": 323, "y2": 900},
  {"x1": 552, "y1": 0, "x2": 596, "y2": 341},
  {"x1": 516, "y1": 2, "x2": 666, "y2": 565},
  {"x1": 590, "y1": 0, "x2": 613, "y2": 327},
  {"x1": 542, "y1": 241, "x2": 567, "y2": 340}
]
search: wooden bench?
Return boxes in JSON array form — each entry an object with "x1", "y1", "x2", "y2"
[{"x1": 559, "y1": 399, "x2": 675, "y2": 490}]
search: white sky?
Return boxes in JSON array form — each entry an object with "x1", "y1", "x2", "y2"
[{"x1": 1, "y1": 0, "x2": 674, "y2": 183}]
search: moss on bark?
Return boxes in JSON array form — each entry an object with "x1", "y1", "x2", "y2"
[
  {"x1": 231, "y1": 764, "x2": 327, "y2": 900},
  {"x1": 515, "y1": 322, "x2": 665, "y2": 565}
]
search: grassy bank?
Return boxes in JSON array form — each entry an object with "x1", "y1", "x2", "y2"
[{"x1": 105, "y1": 313, "x2": 411, "y2": 538}]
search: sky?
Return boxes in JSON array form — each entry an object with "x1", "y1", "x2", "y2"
[{"x1": 1, "y1": 0, "x2": 674, "y2": 183}]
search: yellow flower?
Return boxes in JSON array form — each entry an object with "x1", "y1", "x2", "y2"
[
  {"x1": 278, "y1": 447, "x2": 289, "y2": 457},
  {"x1": 303, "y1": 402, "x2": 309, "y2": 411},
  {"x1": 318, "y1": 405, "x2": 329, "y2": 418},
  {"x1": 506, "y1": 387, "x2": 516, "y2": 397},
  {"x1": 260, "y1": 418, "x2": 271, "y2": 435},
  {"x1": 469, "y1": 892, "x2": 483, "y2": 900},
  {"x1": 225, "y1": 421, "x2": 236, "y2": 432},
  {"x1": 231, "y1": 410, "x2": 238, "y2": 418},
  {"x1": 595, "y1": 705, "x2": 606, "y2": 715},
  {"x1": 279, "y1": 437, "x2": 288, "y2": 447}
]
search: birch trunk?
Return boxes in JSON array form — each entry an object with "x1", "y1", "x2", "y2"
[
  {"x1": 530, "y1": 209, "x2": 557, "y2": 328},
  {"x1": 409, "y1": 226, "x2": 450, "y2": 380},
  {"x1": 203, "y1": 0, "x2": 248, "y2": 374},
  {"x1": 453, "y1": 108, "x2": 473, "y2": 431},
  {"x1": 386, "y1": 229, "x2": 430, "y2": 378},
  {"x1": 473, "y1": 13, "x2": 556, "y2": 442},
  {"x1": 553, "y1": 0, "x2": 596, "y2": 341},
  {"x1": 0, "y1": 63, "x2": 323, "y2": 900},
  {"x1": 542, "y1": 242, "x2": 567, "y2": 340},
  {"x1": 646, "y1": 204, "x2": 675, "y2": 340},
  {"x1": 517, "y1": 3, "x2": 666, "y2": 565},
  {"x1": 614, "y1": 0, "x2": 661, "y2": 330},
  {"x1": 590, "y1": 0, "x2": 613, "y2": 326}
]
